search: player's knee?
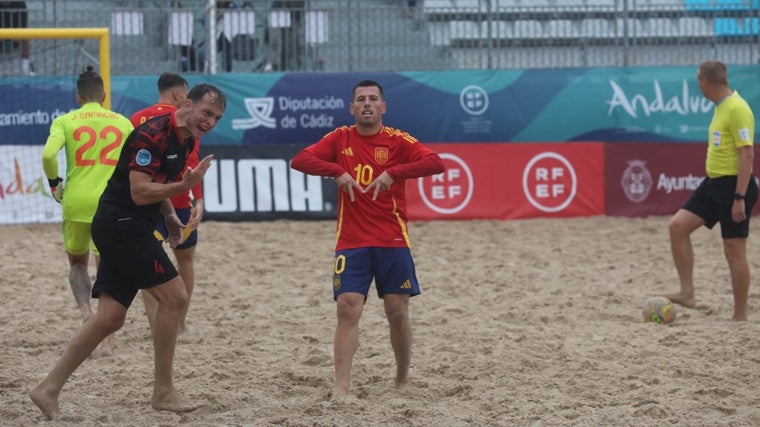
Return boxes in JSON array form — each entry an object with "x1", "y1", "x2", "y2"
[
  {"x1": 161, "y1": 289, "x2": 190, "y2": 312},
  {"x1": 99, "y1": 311, "x2": 126, "y2": 333},
  {"x1": 335, "y1": 296, "x2": 363, "y2": 323}
]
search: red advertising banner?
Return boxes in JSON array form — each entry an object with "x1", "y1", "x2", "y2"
[
  {"x1": 407, "y1": 142, "x2": 605, "y2": 220},
  {"x1": 605, "y1": 142, "x2": 760, "y2": 217},
  {"x1": 605, "y1": 142, "x2": 704, "y2": 217}
]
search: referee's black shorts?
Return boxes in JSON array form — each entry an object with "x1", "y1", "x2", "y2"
[{"x1": 683, "y1": 175, "x2": 758, "y2": 239}]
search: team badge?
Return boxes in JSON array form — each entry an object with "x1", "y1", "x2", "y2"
[
  {"x1": 739, "y1": 128, "x2": 750, "y2": 142},
  {"x1": 136, "y1": 149, "x2": 152, "y2": 166},
  {"x1": 374, "y1": 147, "x2": 389, "y2": 164}
]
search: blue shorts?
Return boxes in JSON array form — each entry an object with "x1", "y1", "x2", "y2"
[
  {"x1": 683, "y1": 175, "x2": 758, "y2": 238},
  {"x1": 155, "y1": 207, "x2": 198, "y2": 250},
  {"x1": 332, "y1": 247, "x2": 421, "y2": 300}
]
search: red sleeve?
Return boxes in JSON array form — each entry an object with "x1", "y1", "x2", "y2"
[
  {"x1": 187, "y1": 139, "x2": 203, "y2": 200},
  {"x1": 385, "y1": 153, "x2": 445, "y2": 180},
  {"x1": 291, "y1": 148, "x2": 346, "y2": 178}
]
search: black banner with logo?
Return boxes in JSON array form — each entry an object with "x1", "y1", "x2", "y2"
[{"x1": 200, "y1": 145, "x2": 338, "y2": 221}]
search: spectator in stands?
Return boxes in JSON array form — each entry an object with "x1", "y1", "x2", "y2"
[
  {"x1": 171, "y1": 1, "x2": 202, "y2": 72},
  {"x1": 0, "y1": 1, "x2": 32, "y2": 75},
  {"x1": 197, "y1": 1, "x2": 236, "y2": 72},
  {"x1": 665, "y1": 60, "x2": 757, "y2": 321}
]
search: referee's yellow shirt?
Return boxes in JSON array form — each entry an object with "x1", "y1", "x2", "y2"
[
  {"x1": 42, "y1": 102, "x2": 134, "y2": 222},
  {"x1": 706, "y1": 91, "x2": 754, "y2": 178}
]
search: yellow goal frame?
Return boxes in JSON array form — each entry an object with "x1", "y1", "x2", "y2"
[{"x1": 0, "y1": 28, "x2": 111, "y2": 109}]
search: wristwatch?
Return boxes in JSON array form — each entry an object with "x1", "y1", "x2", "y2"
[{"x1": 734, "y1": 193, "x2": 746, "y2": 200}]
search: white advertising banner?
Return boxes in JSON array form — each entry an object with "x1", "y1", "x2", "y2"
[{"x1": 0, "y1": 145, "x2": 64, "y2": 224}]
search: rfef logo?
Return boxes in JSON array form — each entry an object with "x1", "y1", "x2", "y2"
[
  {"x1": 418, "y1": 153, "x2": 472, "y2": 214},
  {"x1": 522, "y1": 152, "x2": 577, "y2": 213}
]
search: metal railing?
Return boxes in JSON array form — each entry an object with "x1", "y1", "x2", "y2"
[{"x1": 0, "y1": 0, "x2": 758, "y2": 76}]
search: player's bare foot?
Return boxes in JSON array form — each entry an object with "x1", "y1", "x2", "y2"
[
  {"x1": 331, "y1": 385, "x2": 349, "y2": 399},
  {"x1": 178, "y1": 323, "x2": 188, "y2": 335},
  {"x1": 151, "y1": 391, "x2": 204, "y2": 413},
  {"x1": 100, "y1": 334, "x2": 116, "y2": 357},
  {"x1": 663, "y1": 292, "x2": 695, "y2": 309},
  {"x1": 29, "y1": 384, "x2": 61, "y2": 421},
  {"x1": 88, "y1": 347, "x2": 102, "y2": 359},
  {"x1": 395, "y1": 377, "x2": 409, "y2": 390}
]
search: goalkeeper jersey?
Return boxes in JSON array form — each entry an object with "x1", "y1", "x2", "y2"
[{"x1": 42, "y1": 102, "x2": 134, "y2": 222}]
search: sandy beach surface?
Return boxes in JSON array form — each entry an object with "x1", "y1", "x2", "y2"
[{"x1": 3, "y1": 216, "x2": 760, "y2": 426}]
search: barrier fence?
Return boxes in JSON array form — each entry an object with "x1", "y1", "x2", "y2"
[{"x1": 1, "y1": 0, "x2": 759, "y2": 76}]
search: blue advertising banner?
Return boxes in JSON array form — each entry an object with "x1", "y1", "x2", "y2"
[{"x1": 3, "y1": 66, "x2": 760, "y2": 147}]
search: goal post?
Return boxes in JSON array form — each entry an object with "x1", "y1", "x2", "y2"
[
  {"x1": 0, "y1": 27, "x2": 111, "y2": 108},
  {"x1": 0, "y1": 27, "x2": 111, "y2": 224}
]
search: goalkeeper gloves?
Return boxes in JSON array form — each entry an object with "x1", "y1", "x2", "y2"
[{"x1": 48, "y1": 177, "x2": 64, "y2": 203}]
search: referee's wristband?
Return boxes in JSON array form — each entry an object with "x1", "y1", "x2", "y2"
[{"x1": 734, "y1": 193, "x2": 746, "y2": 200}]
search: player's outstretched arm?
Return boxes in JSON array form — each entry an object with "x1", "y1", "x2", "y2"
[{"x1": 130, "y1": 155, "x2": 214, "y2": 206}]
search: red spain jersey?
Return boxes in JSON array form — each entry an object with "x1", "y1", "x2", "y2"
[
  {"x1": 292, "y1": 125, "x2": 444, "y2": 250},
  {"x1": 130, "y1": 103, "x2": 201, "y2": 209}
]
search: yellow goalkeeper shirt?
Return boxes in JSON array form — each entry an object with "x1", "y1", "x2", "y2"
[
  {"x1": 41, "y1": 102, "x2": 134, "y2": 222},
  {"x1": 705, "y1": 91, "x2": 754, "y2": 178}
]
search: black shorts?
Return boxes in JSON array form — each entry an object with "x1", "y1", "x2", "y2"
[
  {"x1": 683, "y1": 175, "x2": 758, "y2": 239},
  {"x1": 91, "y1": 217, "x2": 178, "y2": 308}
]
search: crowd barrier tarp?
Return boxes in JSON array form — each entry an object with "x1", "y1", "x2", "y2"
[
  {"x1": 0, "y1": 145, "x2": 64, "y2": 224},
  {"x1": 406, "y1": 142, "x2": 605, "y2": 220},
  {"x1": 201, "y1": 142, "x2": 605, "y2": 222},
  {"x1": 6, "y1": 141, "x2": 760, "y2": 224},
  {"x1": 4, "y1": 66, "x2": 760, "y2": 148},
  {"x1": 200, "y1": 144, "x2": 338, "y2": 221},
  {"x1": 605, "y1": 142, "x2": 760, "y2": 217}
]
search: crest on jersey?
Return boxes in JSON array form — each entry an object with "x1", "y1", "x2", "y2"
[
  {"x1": 375, "y1": 147, "x2": 389, "y2": 164},
  {"x1": 136, "y1": 149, "x2": 152, "y2": 166}
]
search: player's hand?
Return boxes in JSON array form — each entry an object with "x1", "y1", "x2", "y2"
[
  {"x1": 165, "y1": 212, "x2": 185, "y2": 248},
  {"x1": 181, "y1": 154, "x2": 214, "y2": 191},
  {"x1": 732, "y1": 199, "x2": 746, "y2": 223},
  {"x1": 186, "y1": 199, "x2": 204, "y2": 230},
  {"x1": 48, "y1": 177, "x2": 64, "y2": 203},
  {"x1": 335, "y1": 172, "x2": 364, "y2": 202},
  {"x1": 364, "y1": 171, "x2": 393, "y2": 200}
]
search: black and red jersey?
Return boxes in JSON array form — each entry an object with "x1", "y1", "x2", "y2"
[{"x1": 96, "y1": 112, "x2": 194, "y2": 226}]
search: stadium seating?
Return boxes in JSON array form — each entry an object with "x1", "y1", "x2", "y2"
[
  {"x1": 7, "y1": 0, "x2": 760, "y2": 74},
  {"x1": 423, "y1": 0, "x2": 759, "y2": 68}
]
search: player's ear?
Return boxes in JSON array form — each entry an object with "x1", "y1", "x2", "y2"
[{"x1": 100, "y1": 92, "x2": 106, "y2": 104}]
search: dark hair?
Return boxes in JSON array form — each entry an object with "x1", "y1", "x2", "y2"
[
  {"x1": 187, "y1": 83, "x2": 227, "y2": 110},
  {"x1": 157, "y1": 72, "x2": 188, "y2": 93},
  {"x1": 352, "y1": 80, "x2": 384, "y2": 100},
  {"x1": 76, "y1": 65, "x2": 104, "y2": 101}
]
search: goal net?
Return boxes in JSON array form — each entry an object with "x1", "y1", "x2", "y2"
[{"x1": 0, "y1": 28, "x2": 110, "y2": 224}]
